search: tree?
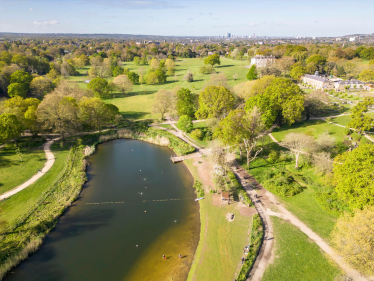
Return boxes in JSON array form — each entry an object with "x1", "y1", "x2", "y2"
[
  {"x1": 46, "y1": 68, "x2": 61, "y2": 80},
  {"x1": 30, "y1": 76, "x2": 53, "y2": 97},
  {"x1": 277, "y1": 56, "x2": 295, "y2": 76},
  {"x1": 112, "y1": 66, "x2": 124, "y2": 77},
  {"x1": 245, "y1": 78, "x2": 305, "y2": 127},
  {"x1": 195, "y1": 86, "x2": 235, "y2": 119},
  {"x1": 7, "y1": 83, "x2": 27, "y2": 98},
  {"x1": 37, "y1": 94, "x2": 80, "y2": 136},
  {"x1": 290, "y1": 66, "x2": 307, "y2": 80},
  {"x1": 304, "y1": 90, "x2": 332, "y2": 119},
  {"x1": 204, "y1": 54, "x2": 220, "y2": 67},
  {"x1": 177, "y1": 115, "x2": 193, "y2": 132},
  {"x1": 334, "y1": 144, "x2": 374, "y2": 210},
  {"x1": 0, "y1": 113, "x2": 23, "y2": 142},
  {"x1": 10, "y1": 70, "x2": 33, "y2": 88},
  {"x1": 60, "y1": 62, "x2": 76, "y2": 77},
  {"x1": 215, "y1": 108, "x2": 269, "y2": 166},
  {"x1": 176, "y1": 88, "x2": 196, "y2": 118},
  {"x1": 155, "y1": 68, "x2": 167, "y2": 83},
  {"x1": 306, "y1": 62, "x2": 318, "y2": 74},
  {"x1": 183, "y1": 71, "x2": 194, "y2": 82},
  {"x1": 348, "y1": 97, "x2": 374, "y2": 134},
  {"x1": 246, "y1": 65, "x2": 257, "y2": 80},
  {"x1": 127, "y1": 71, "x2": 139, "y2": 84},
  {"x1": 359, "y1": 69, "x2": 374, "y2": 82},
  {"x1": 78, "y1": 97, "x2": 117, "y2": 129},
  {"x1": 280, "y1": 133, "x2": 315, "y2": 169},
  {"x1": 150, "y1": 58, "x2": 159, "y2": 69},
  {"x1": 306, "y1": 54, "x2": 326, "y2": 66},
  {"x1": 87, "y1": 77, "x2": 109, "y2": 98},
  {"x1": 152, "y1": 89, "x2": 171, "y2": 120},
  {"x1": 147, "y1": 72, "x2": 158, "y2": 85},
  {"x1": 4, "y1": 96, "x2": 41, "y2": 134},
  {"x1": 113, "y1": 75, "x2": 133, "y2": 94},
  {"x1": 331, "y1": 207, "x2": 374, "y2": 275},
  {"x1": 133, "y1": 56, "x2": 141, "y2": 65}
]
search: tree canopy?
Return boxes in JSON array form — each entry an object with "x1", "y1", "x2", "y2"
[
  {"x1": 204, "y1": 54, "x2": 220, "y2": 67},
  {"x1": 195, "y1": 86, "x2": 235, "y2": 119},
  {"x1": 0, "y1": 113, "x2": 23, "y2": 142},
  {"x1": 245, "y1": 78, "x2": 305, "y2": 127},
  {"x1": 246, "y1": 65, "x2": 257, "y2": 81},
  {"x1": 176, "y1": 88, "x2": 196, "y2": 118}
]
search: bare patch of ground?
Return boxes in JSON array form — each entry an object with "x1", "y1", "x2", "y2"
[
  {"x1": 192, "y1": 158, "x2": 214, "y2": 192},
  {"x1": 211, "y1": 193, "x2": 222, "y2": 206},
  {"x1": 239, "y1": 204, "x2": 257, "y2": 217}
]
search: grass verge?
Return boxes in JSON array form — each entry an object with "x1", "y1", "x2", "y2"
[{"x1": 262, "y1": 216, "x2": 341, "y2": 281}]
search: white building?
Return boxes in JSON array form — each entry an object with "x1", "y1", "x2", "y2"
[
  {"x1": 250, "y1": 55, "x2": 275, "y2": 68},
  {"x1": 349, "y1": 37, "x2": 356, "y2": 42}
]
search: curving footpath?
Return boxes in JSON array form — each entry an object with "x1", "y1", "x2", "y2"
[
  {"x1": 155, "y1": 123, "x2": 370, "y2": 281},
  {"x1": 0, "y1": 138, "x2": 59, "y2": 201}
]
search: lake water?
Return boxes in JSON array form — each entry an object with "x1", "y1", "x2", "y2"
[{"x1": 5, "y1": 139, "x2": 200, "y2": 281}]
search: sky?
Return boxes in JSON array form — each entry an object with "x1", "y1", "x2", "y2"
[{"x1": 0, "y1": 0, "x2": 373, "y2": 37}]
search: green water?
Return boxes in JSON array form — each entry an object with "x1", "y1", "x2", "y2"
[{"x1": 5, "y1": 139, "x2": 200, "y2": 281}]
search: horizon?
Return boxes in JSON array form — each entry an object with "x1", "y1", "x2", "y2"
[{"x1": 0, "y1": 0, "x2": 373, "y2": 37}]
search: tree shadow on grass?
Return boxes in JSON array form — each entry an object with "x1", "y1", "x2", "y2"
[
  {"x1": 121, "y1": 112, "x2": 151, "y2": 120},
  {"x1": 272, "y1": 119, "x2": 326, "y2": 133},
  {"x1": 217, "y1": 65, "x2": 234, "y2": 68}
]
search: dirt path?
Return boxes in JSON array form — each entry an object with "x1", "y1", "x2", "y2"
[
  {"x1": 0, "y1": 138, "x2": 59, "y2": 200},
  {"x1": 161, "y1": 125, "x2": 370, "y2": 280}
]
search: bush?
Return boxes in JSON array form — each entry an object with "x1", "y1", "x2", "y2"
[
  {"x1": 265, "y1": 169, "x2": 306, "y2": 197},
  {"x1": 360, "y1": 136, "x2": 372, "y2": 145},
  {"x1": 343, "y1": 127, "x2": 352, "y2": 135},
  {"x1": 351, "y1": 132, "x2": 362, "y2": 142},
  {"x1": 193, "y1": 180, "x2": 205, "y2": 197},
  {"x1": 190, "y1": 129, "x2": 203, "y2": 140},
  {"x1": 267, "y1": 150, "x2": 279, "y2": 163}
]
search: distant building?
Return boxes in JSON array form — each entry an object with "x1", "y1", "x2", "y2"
[
  {"x1": 334, "y1": 79, "x2": 365, "y2": 91},
  {"x1": 250, "y1": 55, "x2": 275, "y2": 68},
  {"x1": 349, "y1": 37, "x2": 356, "y2": 42},
  {"x1": 226, "y1": 32, "x2": 231, "y2": 38},
  {"x1": 336, "y1": 38, "x2": 342, "y2": 41},
  {"x1": 302, "y1": 72, "x2": 332, "y2": 89}
]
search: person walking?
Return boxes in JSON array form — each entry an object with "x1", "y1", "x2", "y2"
[
  {"x1": 163, "y1": 255, "x2": 166, "y2": 260},
  {"x1": 242, "y1": 257, "x2": 245, "y2": 264},
  {"x1": 179, "y1": 254, "x2": 182, "y2": 259}
]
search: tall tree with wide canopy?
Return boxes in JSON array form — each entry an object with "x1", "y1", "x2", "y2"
[
  {"x1": 204, "y1": 54, "x2": 220, "y2": 67},
  {"x1": 245, "y1": 78, "x2": 305, "y2": 127},
  {"x1": 195, "y1": 86, "x2": 235, "y2": 119},
  {"x1": 176, "y1": 88, "x2": 196, "y2": 118},
  {"x1": 348, "y1": 97, "x2": 374, "y2": 134},
  {"x1": 0, "y1": 113, "x2": 23, "y2": 142}
]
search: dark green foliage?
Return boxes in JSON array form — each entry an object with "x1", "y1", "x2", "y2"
[
  {"x1": 87, "y1": 77, "x2": 109, "y2": 99},
  {"x1": 267, "y1": 150, "x2": 279, "y2": 163},
  {"x1": 127, "y1": 71, "x2": 139, "y2": 84},
  {"x1": 246, "y1": 65, "x2": 257, "y2": 80},
  {"x1": 264, "y1": 168, "x2": 306, "y2": 197},
  {"x1": 227, "y1": 171, "x2": 252, "y2": 206},
  {"x1": 193, "y1": 180, "x2": 205, "y2": 197},
  {"x1": 112, "y1": 66, "x2": 124, "y2": 77},
  {"x1": 237, "y1": 215, "x2": 263, "y2": 281}
]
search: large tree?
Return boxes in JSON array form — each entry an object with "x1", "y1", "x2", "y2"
[
  {"x1": 176, "y1": 88, "x2": 196, "y2": 118},
  {"x1": 331, "y1": 207, "x2": 374, "y2": 275},
  {"x1": 78, "y1": 97, "x2": 117, "y2": 129},
  {"x1": 152, "y1": 89, "x2": 171, "y2": 120},
  {"x1": 195, "y1": 86, "x2": 235, "y2": 119},
  {"x1": 246, "y1": 65, "x2": 257, "y2": 80},
  {"x1": 87, "y1": 77, "x2": 109, "y2": 99},
  {"x1": 113, "y1": 75, "x2": 133, "y2": 94},
  {"x1": 0, "y1": 113, "x2": 23, "y2": 142},
  {"x1": 245, "y1": 78, "x2": 305, "y2": 127},
  {"x1": 215, "y1": 108, "x2": 269, "y2": 166},
  {"x1": 204, "y1": 54, "x2": 220, "y2": 67},
  {"x1": 333, "y1": 144, "x2": 374, "y2": 210},
  {"x1": 290, "y1": 66, "x2": 307, "y2": 80},
  {"x1": 280, "y1": 133, "x2": 315, "y2": 169},
  {"x1": 30, "y1": 76, "x2": 53, "y2": 97},
  {"x1": 348, "y1": 97, "x2": 374, "y2": 134}
]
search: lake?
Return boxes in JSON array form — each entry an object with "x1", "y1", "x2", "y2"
[{"x1": 5, "y1": 139, "x2": 200, "y2": 281}]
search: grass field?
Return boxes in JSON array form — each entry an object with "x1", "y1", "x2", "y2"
[
  {"x1": 262, "y1": 217, "x2": 341, "y2": 281},
  {"x1": 0, "y1": 143, "x2": 70, "y2": 225},
  {"x1": 69, "y1": 58, "x2": 249, "y2": 120},
  {"x1": 0, "y1": 138, "x2": 46, "y2": 195},
  {"x1": 331, "y1": 113, "x2": 374, "y2": 127},
  {"x1": 272, "y1": 119, "x2": 347, "y2": 144},
  {"x1": 185, "y1": 158, "x2": 252, "y2": 281}
]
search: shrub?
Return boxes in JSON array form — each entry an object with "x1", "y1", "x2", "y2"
[
  {"x1": 267, "y1": 150, "x2": 279, "y2": 163},
  {"x1": 343, "y1": 127, "x2": 352, "y2": 135},
  {"x1": 351, "y1": 132, "x2": 362, "y2": 142},
  {"x1": 360, "y1": 136, "x2": 372, "y2": 145},
  {"x1": 193, "y1": 180, "x2": 205, "y2": 197},
  {"x1": 190, "y1": 129, "x2": 203, "y2": 140}
]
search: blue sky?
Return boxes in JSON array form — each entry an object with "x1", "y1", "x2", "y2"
[{"x1": 0, "y1": 0, "x2": 372, "y2": 37}]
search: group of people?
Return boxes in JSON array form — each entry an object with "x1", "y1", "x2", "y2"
[{"x1": 162, "y1": 254, "x2": 182, "y2": 260}]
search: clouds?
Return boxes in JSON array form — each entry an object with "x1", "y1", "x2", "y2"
[
  {"x1": 33, "y1": 19, "x2": 59, "y2": 26},
  {"x1": 81, "y1": 0, "x2": 185, "y2": 9}
]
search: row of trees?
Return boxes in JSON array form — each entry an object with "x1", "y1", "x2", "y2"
[{"x1": 0, "y1": 81, "x2": 119, "y2": 142}]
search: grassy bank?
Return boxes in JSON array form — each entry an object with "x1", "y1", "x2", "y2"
[
  {"x1": 0, "y1": 143, "x2": 86, "y2": 279},
  {"x1": 262, "y1": 217, "x2": 341, "y2": 281},
  {"x1": 185, "y1": 158, "x2": 253, "y2": 281},
  {"x1": 0, "y1": 137, "x2": 46, "y2": 195}
]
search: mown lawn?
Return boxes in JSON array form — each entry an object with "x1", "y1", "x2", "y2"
[
  {"x1": 69, "y1": 58, "x2": 249, "y2": 120},
  {"x1": 0, "y1": 139, "x2": 46, "y2": 195},
  {"x1": 262, "y1": 217, "x2": 341, "y2": 281},
  {"x1": 331, "y1": 113, "x2": 374, "y2": 127},
  {"x1": 272, "y1": 119, "x2": 347, "y2": 144},
  {"x1": 184, "y1": 158, "x2": 251, "y2": 281},
  {"x1": 0, "y1": 143, "x2": 71, "y2": 225}
]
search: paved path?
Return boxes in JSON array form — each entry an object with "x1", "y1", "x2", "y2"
[
  {"x1": 154, "y1": 124, "x2": 369, "y2": 281},
  {"x1": 0, "y1": 138, "x2": 59, "y2": 200}
]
